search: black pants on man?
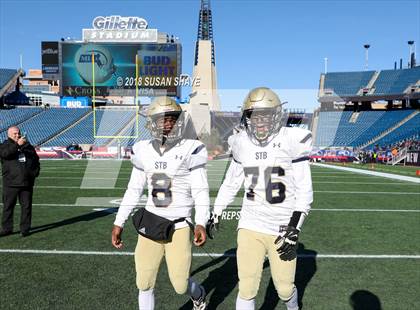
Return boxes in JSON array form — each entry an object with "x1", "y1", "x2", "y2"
[{"x1": 1, "y1": 186, "x2": 33, "y2": 234}]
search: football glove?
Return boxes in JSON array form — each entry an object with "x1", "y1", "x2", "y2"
[
  {"x1": 274, "y1": 226, "x2": 299, "y2": 261},
  {"x1": 206, "y1": 212, "x2": 220, "y2": 240}
]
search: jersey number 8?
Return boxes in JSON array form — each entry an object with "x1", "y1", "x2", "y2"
[{"x1": 151, "y1": 173, "x2": 172, "y2": 207}]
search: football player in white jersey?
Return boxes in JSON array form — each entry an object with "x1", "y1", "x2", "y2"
[
  {"x1": 208, "y1": 87, "x2": 313, "y2": 310},
  {"x1": 112, "y1": 97, "x2": 210, "y2": 310}
]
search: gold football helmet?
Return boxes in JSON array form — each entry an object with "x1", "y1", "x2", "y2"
[
  {"x1": 146, "y1": 96, "x2": 184, "y2": 143},
  {"x1": 241, "y1": 87, "x2": 283, "y2": 146}
]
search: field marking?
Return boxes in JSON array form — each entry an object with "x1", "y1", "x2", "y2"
[
  {"x1": 5, "y1": 178, "x2": 417, "y2": 186},
  {"x1": 311, "y1": 182, "x2": 419, "y2": 185},
  {"x1": 0, "y1": 249, "x2": 419, "y2": 259},
  {"x1": 36, "y1": 171, "x2": 225, "y2": 175},
  {"x1": 2, "y1": 186, "x2": 419, "y2": 195},
  {"x1": 226, "y1": 207, "x2": 420, "y2": 212},
  {"x1": 17, "y1": 186, "x2": 128, "y2": 190},
  {"x1": 311, "y1": 176, "x2": 397, "y2": 179},
  {"x1": 314, "y1": 163, "x2": 420, "y2": 183},
  {"x1": 0, "y1": 203, "x2": 417, "y2": 213},
  {"x1": 315, "y1": 191, "x2": 420, "y2": 194},
  {"x1": 3, "y1": 180, "x2": 417, "y2": 188}
]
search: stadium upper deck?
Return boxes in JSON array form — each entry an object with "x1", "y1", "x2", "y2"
[{"x1": 319, "y1": 66, "x2": 420, "y2": 103}]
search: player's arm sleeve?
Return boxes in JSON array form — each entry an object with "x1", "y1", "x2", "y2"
[
  {"x1": 190, "y1": 167, "x2": 210, "y2": 227},
  {"x1": 130, "y1": 143, "x2": 145, "y2": 171},
  {"x1": 188, "y1": 143, "x2": 210, "y2": 227},
  {"x1": 114, "y1": 167, "x2": 146, "y2": 228},
  {"x1": 290, "y1": 131, "x2": 313, "y2": 230},
  {"x1": 213, "y1": 158, "x2": 244, "y2": 215}
]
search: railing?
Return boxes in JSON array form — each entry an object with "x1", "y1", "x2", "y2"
[{"x1": 390, "y1": 147, "x2": 408, "y2": 165}]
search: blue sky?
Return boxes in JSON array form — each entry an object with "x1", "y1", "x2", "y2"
[{"x1": 0, "y1": 0, "x2": 419, "y2": 111}]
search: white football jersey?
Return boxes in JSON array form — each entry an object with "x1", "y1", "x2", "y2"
[
  {"x1": 214, "y1": 127, "x2": 313, "y2": 235},
  {"x1": 114, "y1": 139, "x2": 210, "y2": 229}
]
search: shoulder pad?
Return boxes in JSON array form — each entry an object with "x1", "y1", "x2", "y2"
[{"x1": 188, "y1": 140, "x2": 208, "y2": 170}]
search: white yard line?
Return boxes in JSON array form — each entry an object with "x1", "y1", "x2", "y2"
[
  {"x1": 0, "y1": 249, "x2": 418, "y2": 259},
  {"x1": 3, "y1": 186, "x2": 418, "y2": 193},
  {"x1": 313, "y1": 163, "x2": 420, "y2": 184},
  {"x1": 9, "y1": 177, "x2": 416, "y2": 186},
  {"x1": 315, "y1": 191, "x2": 419, "y2": 194},
  {"x1": 225, "y1": 207, "x2": 420, "y2": 212},
  {"x1": 312, "y1": 182, "x2": 418, "y2": 185},
  {"x1": 0, "y1": 203, "x2": 417, "y2": 212}
]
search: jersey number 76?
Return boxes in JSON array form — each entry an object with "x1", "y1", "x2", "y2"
[{"x1": 244, "y1": 166, "x2": 286, "y2": 204}]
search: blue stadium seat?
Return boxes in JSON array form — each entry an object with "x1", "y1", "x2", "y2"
[
  {"x1": 324, "y1": 71, "x2": 375, "y2": 96},
  {"x1": 114, "y1": 115, "x2": 151, "y2": 147},
  {"x1": 0, "y1": 107, "x2": 89, "y2": 145},
  {"x1": 372, "y1": 113, "x2": 420, "y2": 147},
  {"x1": 0, "y1": 107, "x2": 43, "y2": 133},
  {"x1": 43, "y1": 109, "x2": 135, "y2": 147},
  {"x1": 0, "y1": 68, "x2": 18, "y2": 90},
  {"x1": 373, "y1": 67, "x2": 420, "y2": 95},
  {"x1": 315, "y1": 110, "x2": 414, "y2": 147}
]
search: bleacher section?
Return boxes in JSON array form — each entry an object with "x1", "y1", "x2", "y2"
[
  {"x1": 321, "y1": 67, "x2": 420, "y2": 97},
  {"x1": 373, "y1": 67, "x2": 420, "y2": 95},
  {"x1": 0, "y1": 108, "x2": 90, "y2": 146},
  {"x1": 314, "y1": 111, "x2": 346, "y2": 146},
  {"x1": 0, "y1": 107, "x2": 43, "y2": 132},
  {"x1": 0, "y1": 69, "x2": 19, "y2": 91},
  {"x1": 323, "y1": 71, "x2": 375, "y2": 96},
  {"x1": 372, "y1": 113, "x2": 420, "y2": 147},
  {"x1": 315, "y1": 110, "x2": 415, "y2": 147},
  {"x1": 43, "y1": 109, "x2": 135, "y2": 147},
  {"x1": 111, "y1": 115, "x2": 151, "y2": 147},
  {"x1": 211, "y1": 112, "x2": 241, "y2": 140}
]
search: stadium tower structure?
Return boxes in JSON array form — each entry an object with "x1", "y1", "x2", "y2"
[{"x1": 186, "y1": 0, "x2": 221, "y2": 136}]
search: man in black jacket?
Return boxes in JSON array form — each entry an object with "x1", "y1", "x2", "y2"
[{"x1": 0, "y1": 126, "x2": 40, "y2": 237}]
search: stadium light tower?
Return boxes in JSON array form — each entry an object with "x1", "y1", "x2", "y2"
[
  {"x1": 364, "y1": 44, "x2": 370, "y2": 70},
  {"x1": 408, "y1": 40, "x2": 415, "y2": 68}
]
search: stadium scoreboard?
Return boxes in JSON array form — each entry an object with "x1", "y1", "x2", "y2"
[
  {"x1": 41, "y1": 15, "x2": 183, "y2": 98},
  {"x1": 60, "y1": 42, "x2": 182, "y2": 98}
]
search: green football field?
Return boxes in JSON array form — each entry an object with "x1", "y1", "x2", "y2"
[
  {"x1": 0, "y1": 160, "x2": 419, "y2": 310},
  {"x1": 327, "y1": 162, "x2": 420, "y2": 178}
]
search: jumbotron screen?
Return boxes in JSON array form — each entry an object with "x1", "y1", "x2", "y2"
[{"x1": 60, "y1": 42, "x2": 181, "y2": 97}]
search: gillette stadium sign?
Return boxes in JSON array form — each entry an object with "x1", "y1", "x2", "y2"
[{"x1": 83, "y1": 16, "x2": 158, "y2": 42}]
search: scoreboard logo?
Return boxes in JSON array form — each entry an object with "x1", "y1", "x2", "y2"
[
  {"x1": 74, "y1": 44, "x2": 116, "y2": 84},
  {"x1": 83, "y1": 15, "x2": 157, "y2": 42},
  {"x1": 93, "y1": 16, "x2": 148, "y2": 30}
]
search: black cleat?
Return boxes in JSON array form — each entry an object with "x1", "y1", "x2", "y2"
[
  {"x1": 21, "y1": 231, "x2": 31, "y2": 237},
  {"x1": 0, "y1": 230, "x2": 13, "y2": 237}
]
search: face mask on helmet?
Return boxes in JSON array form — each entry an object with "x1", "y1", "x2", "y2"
[
  {"x1": 149, "y1": 111, "x2": 184, "y2": 143},
  {"x1": 243, "y1": 106, "x2": 282, "y2": 146}
]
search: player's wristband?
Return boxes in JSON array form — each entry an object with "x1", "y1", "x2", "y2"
[{"x1": 288, "y1": 211, "x2": 306, "y2": 231}]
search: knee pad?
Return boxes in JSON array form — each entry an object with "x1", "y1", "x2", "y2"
[
  {"x1": 277, "y1": 283, "x2": 295, "y2": 301},
  {"x1": 136, "y1": 272, "x2": 157, "y2": 291},
  {"x1": 238, "y1": 279, "x2": 259, "y2": 300},
  {"x1": 171, "y1": 277, "x2": 188, "y2": 295}
]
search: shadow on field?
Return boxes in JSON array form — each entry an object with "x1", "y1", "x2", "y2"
[
  {"x1": 179, "y1": 248, "x2": 237, "y2": 310},
  {"x1": 179, "y1": 243, "x2": 317, "y2": 310},
  {"x1": 349, "y1": 290, "x2": 382, "y2": 310},
  {"x1": 260, "y1": 243, "x2": 317, "y2": 310},
  {"x1": 29, "y1": 208, "x2": 117, "y2": 234}
]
